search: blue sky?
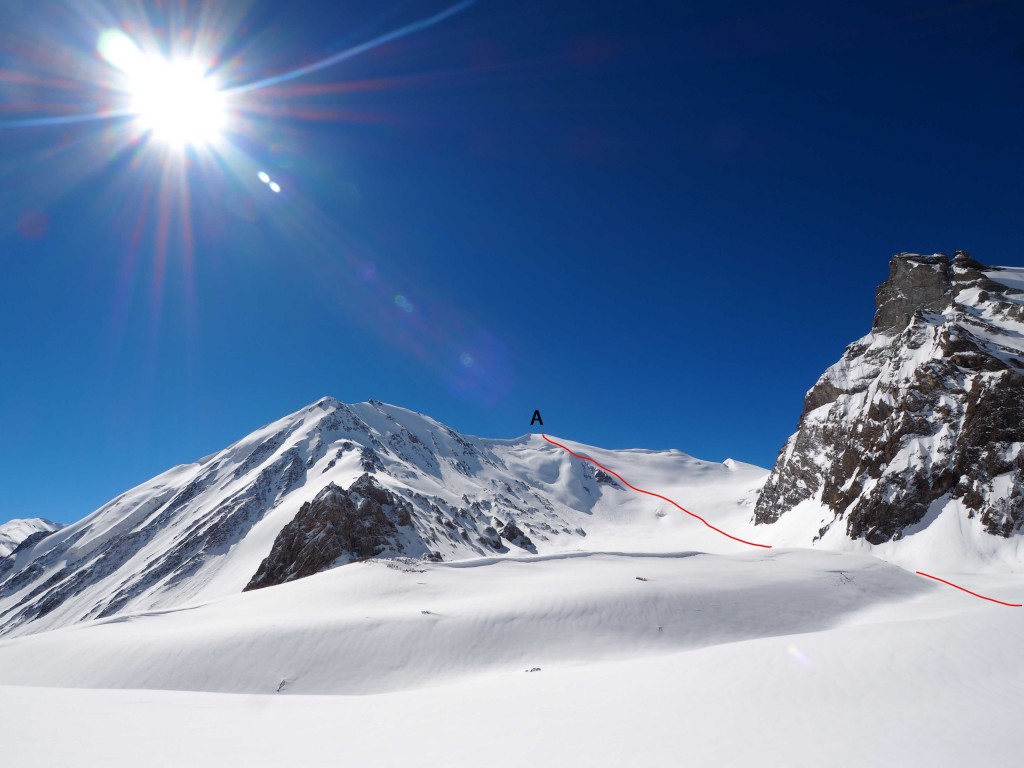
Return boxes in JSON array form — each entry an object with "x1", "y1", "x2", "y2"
[{"x1": 1, "y1": 0, "x2": 1022, "y2": 525}]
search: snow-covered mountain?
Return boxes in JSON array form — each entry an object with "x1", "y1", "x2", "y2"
[
  {"x1": 4, "y1": 261, "x2": 1024, "y2": 768},
  {"x1": 0, "y1": 398, "x2": 765, "y2": 638},
  {"x1": 755, "y1": 251, "x2": 1024, "y2": 569},
  {"x1": 0, "y1": 518, "x2": 62, "y2": 558},
  {"x1": 6, "y1": 252, "x2": 1024, "y2": 647}
]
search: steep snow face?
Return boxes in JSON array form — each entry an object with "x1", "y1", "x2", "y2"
[
  {"x1": 755, "y1": 251, "x2": 1024, "y2": 569},
  {"x1": 0, "y1": 518, "x2": 62, "y2": 558},
  {"x1": 0, "y1": 398, "x2": 766, "y2": 638}
]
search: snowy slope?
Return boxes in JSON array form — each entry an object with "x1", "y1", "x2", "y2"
[
  {"x1": 1, "y1": 391, "x2": 1022, "y2": 767},
  {"x1": 0, "y1": 547, "x2": 1020, "y2": 767},
  {"x1": 0, "y1": 548, "x2": 928, "y2": 694},
  {"x1": 0, "y1": 397, "x2": 767, "y2": 638},
  {"x1": 0, "y1": 518, "x2": 62, "y2": 558},
  {"x1": 5, "y1": 611, "x2": 1022, "y2": 768}
]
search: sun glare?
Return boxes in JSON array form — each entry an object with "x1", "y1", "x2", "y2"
[
  {"x1": 131, "y1": 60, "x2": 226, "y2": 147},
  {"x1": 99, "y1": 29, "x2": 227, "y2": 148}
]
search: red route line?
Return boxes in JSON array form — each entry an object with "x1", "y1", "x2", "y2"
[
  {"x1": 542, "y1": 435, "x2": 1022, "y2": 605},
  {"x1": 915, "y1": 571, "x2": 1022, "y2": 607},
  {"x1": 542, "y1": 434, "x2": 772, "y2": 549}
]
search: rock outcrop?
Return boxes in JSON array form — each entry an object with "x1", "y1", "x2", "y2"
[
  {"x1": 246, "y1": 474, "x2": 414, "y2": 590},
  {"x1": 755, "y1": 251, "x2": 1024, "y2": 543},
  {"x1": 496, "y1": 518, "x2": 535, "y2": 551},
  {"x1": 478, "y1": 525, "x2": 502, "y2": 550}
]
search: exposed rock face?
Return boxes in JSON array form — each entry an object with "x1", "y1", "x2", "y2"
[
  {"x1": 360, "y1": 446, "x2": 385, "y2": 473},
  {"x1": 872, "y1": 253, "x2": 953, "y2": 331},
  {"x1": 497, "y1": 518, "x2": 535, "y2": 551},
  {"x1": 755, "y1": 251, "x2": 1024, "y2": 544},
  {"x1": 246, "y1": 474, "x2": 414, "y2": 590},
  {"x1": 0, "y1": 525, "x2": 62, "y2": 583},
  {"x1": 478, "y1": 525, "x2": 502, "y2": 550}
]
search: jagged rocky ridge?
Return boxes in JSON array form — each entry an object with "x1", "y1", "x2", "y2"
[{"x1": 755, "y1": 251, "x2": 1024, "y2": 544}]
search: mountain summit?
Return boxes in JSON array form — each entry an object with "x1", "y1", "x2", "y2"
[
  {"x1": 8, "y1": 250, "x2": 1024, "y2": 639},
  {"x1": 755, "y1": 251, "x2": 1024, "y2": 548},
  {"x1": 0, "y1": 398, "x2": 762, "y2": 638}
]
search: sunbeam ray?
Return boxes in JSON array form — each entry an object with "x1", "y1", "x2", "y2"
[
  {"x1": 0, "y1": 108, "x2": 134, "y2": 128},
  {"x1": 224, "y1": 0, "x2": 479, "y2": 95},
  {"x1": 0, "y1": 0, "x2": 480, "y2": 129}
]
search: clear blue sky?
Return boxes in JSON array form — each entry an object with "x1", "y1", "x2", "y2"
[{"x1": 1, "y1": 0, "x2": 1022, "y2": 525}]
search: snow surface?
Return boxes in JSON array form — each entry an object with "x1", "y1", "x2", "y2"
[
  {"x1": 1, "y1": 396, "x2": 1022, "y2": 766},
  {"x1": 0, "y1": 548, "x2": 1021, "y2": 767},
  {"x1": 0, "y1": 548, "x2": 930, "y2": 694},
  {"x1": 984, "y1": 266, "x2": 1024, "y2": 293}
]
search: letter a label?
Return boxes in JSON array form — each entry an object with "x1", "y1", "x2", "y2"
[{"x1": 531, "y1": 410, "x2": 544, "y2": 426}]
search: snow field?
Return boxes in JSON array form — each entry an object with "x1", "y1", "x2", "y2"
[
  {"x1": 0, "y1": 549, "x2": 933, "y2": 695},
  {"x1": 2, "y1": 562, "x2": 1021, "y2": 767}
]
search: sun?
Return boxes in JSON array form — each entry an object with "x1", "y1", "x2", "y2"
[
  {"x1": 129, "y1": 59, "x2": 226, "y2": 147},
  {"x1": 98, "y1": 29, "x2": 227, "y2": 148}
]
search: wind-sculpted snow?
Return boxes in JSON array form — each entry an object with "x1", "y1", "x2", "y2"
[
  {"x1": 0, "y1": 398, "x2": 766, "y2": 637},
  {"x1": 0, "y1": 549, "x2": 931, "y2": 694},
  {"x1": 4, "y1": 566, "x2": 1020, "y2": 768}
]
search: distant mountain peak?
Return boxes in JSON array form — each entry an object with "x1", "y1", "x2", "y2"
[
  {"x1": 0, "y1": 518, "x2": 63, "y2": 558},
  {"x1": 0, "y1": 397, "x2": 762, "y2": 638}
]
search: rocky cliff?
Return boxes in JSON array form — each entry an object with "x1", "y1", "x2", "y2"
[
  {"x1": 755, "y1": 251, "x2": 1024, "y2": 544},
  {"x1": 246, "y1": 474, "x2": 414, "y2": 590}
]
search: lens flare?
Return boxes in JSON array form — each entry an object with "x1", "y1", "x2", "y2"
[
  {"x1": 0, "y1": 1, "x2": 506, "y2": 405},
  {"x1": 786, "y1": 643, "x2": 811, "y2": 668},
  {"x1": 97, "y1": 29, "x2": 143, "y2": 73},
  {"x1": 99, "y1": 29, "x2": 226, "y2": 148}
]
